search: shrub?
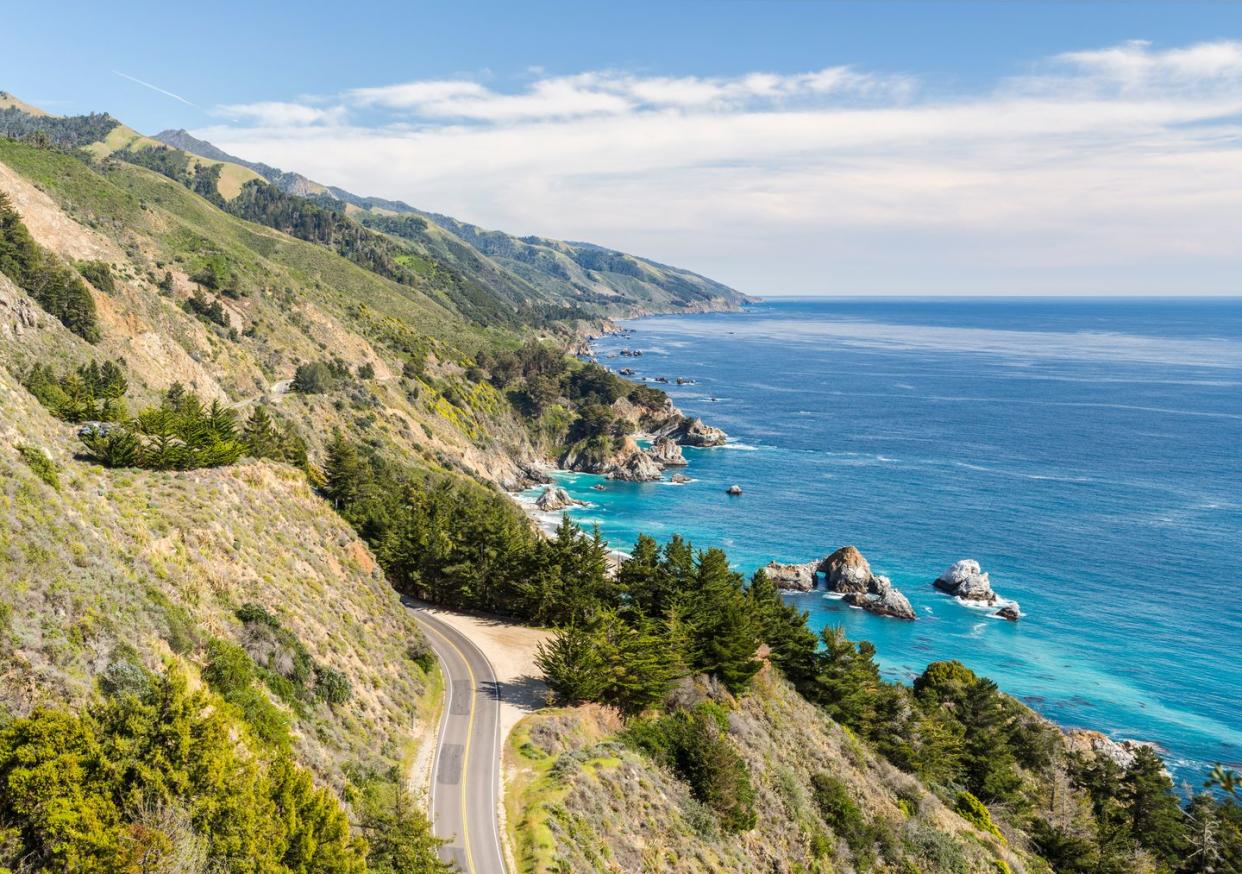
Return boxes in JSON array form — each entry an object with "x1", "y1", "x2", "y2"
[
  {"x1": 812, "y1": 773, "x2": 872, "y2": 853},
  {"x1": 17, "y1": 444, "x2": 58, "y2": 488},
  {"x1": 293, "y1": 360, "x2": 349, "y2": 394},
  {"x1": 314, "y1": 665, "x2": 352, "y2": 706},
  {"x1": 75, "y1": 260, "x2": 116, "y2": 293},
  {"x1": 624, "y1": 704, "x2": 757, "y2": 833},
  {"x1": 954, "y1": 790, "x2": 1005, "y2": 843}
]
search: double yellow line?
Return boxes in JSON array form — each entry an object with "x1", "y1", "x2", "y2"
[{"x1": 420, "y1": 616, "x2": 480, "y2": 874}]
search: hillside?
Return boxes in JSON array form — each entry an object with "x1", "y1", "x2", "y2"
[
  {"x1": 152, "y1": 128, "x2": 753, "y2": 317},
  {"x1": 507, "y1": 667, "x2": 1025, "y2": 873}
]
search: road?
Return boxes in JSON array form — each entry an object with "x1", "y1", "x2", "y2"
[{"x1": 409, "y1": 605, "x2": 509, "y2": 874}]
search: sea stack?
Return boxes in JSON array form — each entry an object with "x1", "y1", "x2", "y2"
[
  {"x1": 933, "y1": 559, "x2": 1021, "y2": 619},
  {"x1": 675, "y1": 416, "x2": 729, "y2": 447},
  {"x1": 769, "y1": 545, "x2": 916, "y2": 620},
  {"x1": 763, "y1": 561, "x2": 817, "y2": 591},
  {"x1": 534, "y1": 486, "x2": 581, "y2": 512}
]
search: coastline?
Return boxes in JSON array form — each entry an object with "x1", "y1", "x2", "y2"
[{"x1": 521, "y1": 300, "x2": 1242, "y2": 784}]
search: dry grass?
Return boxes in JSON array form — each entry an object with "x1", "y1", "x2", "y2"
[{"x1": 505, "y1": 666, "x2": 1027, "y2": 874}]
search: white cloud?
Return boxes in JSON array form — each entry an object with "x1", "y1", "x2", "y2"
[
  {"x1": 213, "y1": 101, "x2": 343, "y2": 126},
  {"x1": 198, "y1": 41, "x2": 1242, "y2": 295}
]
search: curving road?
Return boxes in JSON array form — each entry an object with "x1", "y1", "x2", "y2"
[{"x1": 408, "y1": 604, "x2": 509, "y2": 874}]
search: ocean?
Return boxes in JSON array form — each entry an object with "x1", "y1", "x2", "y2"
[{"x1": 521, "y1": 298, "x2": 1242, "y2": 783}]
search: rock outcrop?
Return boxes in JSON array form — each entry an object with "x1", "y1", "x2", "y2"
[
  {"x1": 534, "y1": 486, "x2": 582, "y2": 512},
  {"x1": 933, "y1": 559, "x2": 1021, "y2": 618},
  {"x1": 645, "y1": 436, "x2": 687, "y2": 467},
  {"x1": 934, "y1": 559, "x2": 998, "y2": 603},
  {"x1": 763, "y1": 561, "x2": 817, "y2": 592},
  {"x1": 670, "y1": 416, "x2": 728, "y2": 447},
  {"x1": 669, "y1": 473, "x2": 690, "y2": 484},
  {"x1": 0, "y1": 275, "x2": 40, "y2": 340},
  {"x1": 1064, "y1": 730, "x2": 1158, "y2": 770},
  {"x1": 560, "y1": 436, "x2": 663, "y2": 482},
  {"x1": 818, "y1": 546, "x2": 873, "y2": 594},
  {"x1": 765, "y1": 545, "x2": 915, "y2": 619},
  {"x1": 842, "y1": 574, "x2": 916, "y2": 620},
  {"x1": 609, "y1": 449, "x2": 663, "y2": 482},
  {"x1": 726, "y1": 484, "x2": 743, "y2": 495}
]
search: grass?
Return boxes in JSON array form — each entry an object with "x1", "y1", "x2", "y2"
[{"x1": 505, "y1": 716, "x2": 573, "y2": 873}]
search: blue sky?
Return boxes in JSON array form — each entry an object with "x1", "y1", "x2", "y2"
[{"x1": 5, "y1": 1, "x2": 1242, "y2": 295}]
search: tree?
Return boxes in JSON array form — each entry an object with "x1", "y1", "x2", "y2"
[
  {"x1": 535, "y1": 623, "x2": 607, "y2": 705},
  {"x1": 686, "y1": 548, "x2": 761, "y2": 693},
  {"x1": 1123, "y1": 746, "x2": 1186, "y2": 865},
  {"x1": 245, "y1": 405, "x2": 282, "y2": 459},
  {"x1": 323, "y1": 433, "x2": 371, "y2": 510},
  {"x1": 809, "y1": 626, "x2": 882, "y2": 733}
]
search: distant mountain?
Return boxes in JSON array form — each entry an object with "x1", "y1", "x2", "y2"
[{"x1": 153, "y1": 129, "x2": 752, "y2": 316}]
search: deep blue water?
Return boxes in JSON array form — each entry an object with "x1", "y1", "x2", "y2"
[{"x1": 523, "y1": 298, "x2": 1242, "y2": 782}]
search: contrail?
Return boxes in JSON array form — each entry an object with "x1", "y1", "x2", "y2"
[{"x1": 112, "y1": 71, "x2": 197, "y2": 107}]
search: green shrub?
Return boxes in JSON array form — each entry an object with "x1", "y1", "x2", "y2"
[
  {"x1": 954, "y1": 790, "x2": 1005, "y2": 843},
  {"x1": 0, "y1": 668, "x2": 365, "y2": 872},
  {"x1": 314, "y1": 665, "x2": 352, "y2": 706},
  {"x1": 624, "y1": 704, "x2": 756, "y2": 833},
  {"x1": 17, "y1": 444, "x2": 58, "y2": 489},
  {"x1": 75, "y1": 259, "x2": 115, "y2": 293},
  {"x1": 811, "y1": 773, "x2": 872, "y2": 854}
]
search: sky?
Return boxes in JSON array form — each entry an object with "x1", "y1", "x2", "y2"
[{"x1": 4, "y1": 1, "x2": 1242, "y2": 296}]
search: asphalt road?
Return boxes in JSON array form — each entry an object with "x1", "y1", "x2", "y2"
[{"x1": 409, "y1": 605, "x2": 508, "y2": 874}]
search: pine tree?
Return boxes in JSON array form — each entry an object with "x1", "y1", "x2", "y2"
[
  {"x1": 323, "y1": 434, "x2": 370, "y2": 511},
  {"x1": 535, "y1": 623, "x2": 607, "y2": 705},
  {"x1": 243, "y1": 405, "x2": 281, "y2": 460},
  {"x1": 688, "y1": 549, "x2": 761, "y2": 693},
  {"x1": 1123, "y1": 746, "x2": 1186, "y2": 865}
]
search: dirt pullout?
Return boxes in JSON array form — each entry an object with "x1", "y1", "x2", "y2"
[{"x1": 412, "y1": 603, "x2": 552, "y2": 741}]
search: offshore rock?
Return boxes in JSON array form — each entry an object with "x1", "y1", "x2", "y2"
[
  {"x1": 534, "y1": 486, "x2": 581, "y2": 512},
  {"x1": 726, "y1": 484, "x2": 743, "y2": 495},
  {"x1": 934, "y1": 559, "x2": 999, "y2": 605},
  {"x1": 844, "y1": 577, "x2": 916, "y2": 621},
  {"x1": 996, "y1": 604, "x2": 1021, "y2": 621},
  {"x1": 645, "y1": 436, "x2": 688, "y2": 467},
  {"x1": 820, "y1": 547, "x2": 916, "y2": 620},
  {"x1": 818, "y1": 546, "x2": 873, "y2": 594},
  {"x1": 764, "y1": 561, "x2": 818, "y2": 592},
  {"x1": 674, "y1": 416, "x2": 728, "y2": 447}
]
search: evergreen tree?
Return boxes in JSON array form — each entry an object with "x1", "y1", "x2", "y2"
[
  {"x1": 244, "y1": 405, "x2": 282, "y2": 459},
  {"x1": 687, "y1": 549, "x2": 761, "y2": 693},
  {"x1": 1124, "y1": 746, "x2": 1187, "y2": 865},
  {"x1": 535, "y1": 623, "x2": 607, "y2": 705}
]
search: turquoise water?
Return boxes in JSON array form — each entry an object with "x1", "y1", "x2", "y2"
[{"x1": 523, "y1": 298, "x2": 1242, "y2": 782}]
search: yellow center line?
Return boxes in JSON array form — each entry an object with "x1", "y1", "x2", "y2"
[{"x1": 420, "y1": 616, "x2": 478, "y2": 874}]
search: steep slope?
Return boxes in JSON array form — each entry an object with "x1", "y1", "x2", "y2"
[
  {"x1": 507, "y1": 667, "x2": 1027, "y2": 874},
  {"x1": 0, "y1": 135, "x2": 546, "y2": 486},
  {"x1": 0, "y1": 356, "x2": 436, "y2": 787}
]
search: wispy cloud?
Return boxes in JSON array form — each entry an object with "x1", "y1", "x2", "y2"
[
  {"x1": 194, "y1": 42, "x2": 1242, "y2": 295},
  {"x1": 113, "y1": 70, "x2": 197, "y2": 107},
  {"x1": 212, "y1": 101, "x2": 344, "y2": 127}
]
